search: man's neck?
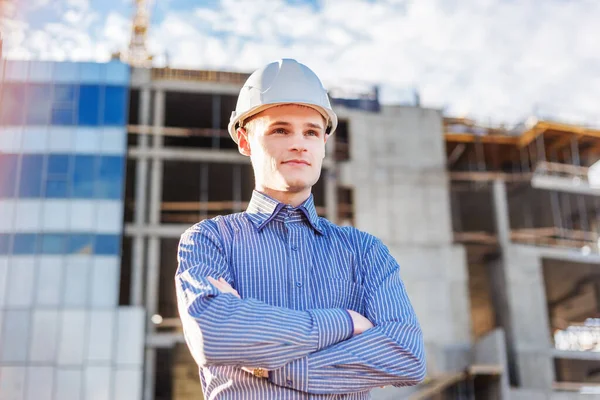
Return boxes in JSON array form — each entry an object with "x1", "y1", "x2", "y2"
[{"x1": 257, "y1": 187, "x2": 311, "y2": 207}]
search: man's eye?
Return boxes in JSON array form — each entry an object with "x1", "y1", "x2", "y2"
[
  {"x1": 306, "y1": 130, "x2": 318, "y2": 136},
  {"x1": 273, "y1": 128, "x2": 287, "y2": 134}
]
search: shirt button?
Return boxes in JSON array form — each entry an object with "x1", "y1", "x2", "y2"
[
  {"x1": 291, "y1": 245, "x2": 298, "y2": 251},
  {"x1": 295, "y1": 281, "x2": 303, "y2": 288},
  {"x1": 286, "y1": 379, "x2": 293, "y2": 386}
]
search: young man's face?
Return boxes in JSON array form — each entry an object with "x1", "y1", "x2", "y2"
[{"x1": 237, "y1": 104, "x2": 328, "y2": 198}]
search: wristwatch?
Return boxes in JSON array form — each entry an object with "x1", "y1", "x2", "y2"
[{"x1": 253, "y1": 368, "x2": 267, "y2": 378}]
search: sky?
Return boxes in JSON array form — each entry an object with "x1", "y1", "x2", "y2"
[{"x1": 2, "y1": 0, "x2": 599, "y2": 126}]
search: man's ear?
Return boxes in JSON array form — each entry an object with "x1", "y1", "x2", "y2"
[
  {"x1": 237, "y1": 127, "x2": 251, "y2": 156},
  {"x1": 322, "y1": 132, "x2": 329, "y2": 159}
]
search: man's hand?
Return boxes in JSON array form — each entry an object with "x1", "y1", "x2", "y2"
[
  {"x1": 207, "y1": 277, "x2": 241, "y2": 298},
  {"x1": 347, "y1": 309, "x2": 374, "y2": 336}
]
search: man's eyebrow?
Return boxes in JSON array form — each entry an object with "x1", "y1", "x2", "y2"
[
  {"x1": 269, "y1": 121, "x2": 324, "y2": 129},
  {"x1": 304, "y1": 122, "x2": 324, "y2": 130},
  {"x1": 267, "y1": 121, "x2": 325, "y2": 131},
  {"x1": 269, "y1": 121, "x2": 293, "y2": 127}
]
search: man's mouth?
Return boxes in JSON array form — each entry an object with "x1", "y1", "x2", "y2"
[{"x1": 283, "y1": 159, "x2": 310, "y2": 166}]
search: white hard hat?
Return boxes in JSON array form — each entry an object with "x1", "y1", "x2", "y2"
[{"x1": 228, "y1": 58, "x2": 338, "y2": 143}]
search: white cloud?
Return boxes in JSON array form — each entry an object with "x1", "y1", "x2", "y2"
[
  {"x1": 65, "y1": 0, "x2": 90, "y2": 11},
  {"x1": 102, "y1": 11, "x2": 130, "y2": 49},
  {"x1": 4, "y1": 0, "x2": 600, "y2": 126},
  {"x1": 24, "y1": 0, "x2": 51, "y2": 12}
]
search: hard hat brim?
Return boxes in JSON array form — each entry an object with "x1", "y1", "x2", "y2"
[{"x1": 228, "y1": 102, "x2": 338, "y2": 144}]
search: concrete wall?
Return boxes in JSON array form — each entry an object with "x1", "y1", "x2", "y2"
[
  {"x1": 337, "y1": 105, "x2": 472, "y2": 377},
  {"x1": 501, "y1": 244, "x2": 600, "y2": 399},
  {"x1": 498, "y1": 244, "x2": 555, "y2": 391}
]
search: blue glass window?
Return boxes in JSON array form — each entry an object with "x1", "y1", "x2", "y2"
[
  {"x1": 19, "y1": 155, "x2": 44, "y2": 198},
  {"x1": 53, "y1": 85, "x2": 76, "y2": 103},
  {"x1": 51, "y1": 108, "x2": 75, "y2": 125},
  {"x1": 103, "y1": 86, "x2": 127, "y2": 126},
  {"x1": 0, "y1": 84, "x2": 26, "y2": 125},
  {"x1": 96, "y1": 156, "x2": 124, "y2": 199},
  {"x1": 40, "y1": 234, "x2": 67, "y2": 254},
  {"x1": 47, "y1": 154, "x2": 70, "y2": 176},
  {"x1": 13, "y1": 234, "x2": 38, "y2": 255},
  {"x1": 94, "y1": 234, "x2": 120, "y2": 255},
  {"x1": 26, "y1": 84, "x2": 52, "y2": 125},
  {"x1": 68, "y1": 234, "x2": 94, "y2": 254},
  {"x1": 80, "y1": 63, "x2": 102, "y2": 83},
  {"x1": 78, "y1": 85, "x2": 101, "y2": 126},
  {"x1": 72, "y1": 155, "x2": 96, "y2": 198},
  {"x1": 105, "y1": 62, "x2": 130, "y2": 85},
  {"x1": 0, "y1": 154, "x2": 19, "y2": 197},
  {"x1": 45, "y1": 179, "x2": 68, "y2": 198},
  {"x1": 51, "y1": 84, "x2": 77, "y2": 126},
  {"x1": 0, "y1": 234, "x2": 10, "y2": 254}
]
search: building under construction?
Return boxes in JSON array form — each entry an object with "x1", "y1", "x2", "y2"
[{"x1": 1, "y1": 56, "x2": 600, "y2": 400}]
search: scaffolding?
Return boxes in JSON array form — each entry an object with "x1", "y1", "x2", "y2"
[{"x1": 446, "y1": 118, "x2": 600, "y2": 253}]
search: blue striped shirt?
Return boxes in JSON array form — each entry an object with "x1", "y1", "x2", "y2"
[{"x1": 175, "y1": 190, "x2": 425, "y2": 399}]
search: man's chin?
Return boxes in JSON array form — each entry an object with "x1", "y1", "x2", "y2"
[{"x1": 281, "y1": 180, "x2": 313, "y2": 193}]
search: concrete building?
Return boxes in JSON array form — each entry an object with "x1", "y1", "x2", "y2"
[{"x1": 1, "y1": 59, "x2": 599, "y2": 399}]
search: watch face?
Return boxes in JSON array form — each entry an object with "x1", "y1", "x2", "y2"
[{"x1": 253, "y1": 368, "x2": 265, "y2": 378}]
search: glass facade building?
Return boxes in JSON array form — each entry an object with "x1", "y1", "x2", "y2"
[{"x1": 0, "y1": 60, "x2": 144, "y2": 399}]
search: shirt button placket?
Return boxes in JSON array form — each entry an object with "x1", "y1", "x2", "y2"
[{"x1": 290, "y1": 224, "x2": 308, "y2": 310}]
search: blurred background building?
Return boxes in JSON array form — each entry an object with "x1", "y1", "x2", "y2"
[
  {"x1": 2, "y1": 57, "x2": 600, "y2": 400},
  {"x1": 1, "y1": 4, "x2": 600, "y2": 396}
]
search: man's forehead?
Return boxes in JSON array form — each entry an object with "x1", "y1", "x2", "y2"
[{"x1": 252, "y1": 104, "x2": 326, "y2": 127}]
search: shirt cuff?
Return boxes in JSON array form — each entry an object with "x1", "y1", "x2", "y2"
[
  {"x1": 308, "y1": 308, "x2": 354, "y2": 350},
  {"x1": 344, "y1": 309, "x2": 355, "y2": 337},
  {"x1": 269, "y1": 356, "x2": 308, "y2": 392}
]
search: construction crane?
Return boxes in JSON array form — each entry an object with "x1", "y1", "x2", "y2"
[{"x1": 117, "y1": 0, "x2": 153, "y2": 67}]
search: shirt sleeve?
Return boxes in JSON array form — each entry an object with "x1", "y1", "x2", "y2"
[
  {"x1": 268, "y1": 238, "x2": 426, "y2": 394},
  {"x1": 175, "y1": 222, "x2": 353, "y2": 370}
]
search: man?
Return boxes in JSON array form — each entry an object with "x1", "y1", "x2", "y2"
[{"x1": 175, "y1": 58, "x2": 425, "y2": 399}]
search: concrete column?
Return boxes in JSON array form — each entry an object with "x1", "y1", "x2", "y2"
[
  {"x1": 147, "y1": 89, "x2": 165, "y2": 325},
  {"x1": 491, "y1": 179, "x2": 520, "y2": 386},
  {"x1": 143, "y1": 347, "x2": 156, "y2": 400},
  {"x1": 493, "y1": 179, "x2": 510, "y2": 246},
  {"x1": 233, "y1": 164, "x2": 242, "y2": 213},
  {"x1": 212, "y1": 94, "x2": 221, "y2": 149},
  {"x1": 324, "y1": 167, "x2": 338, "y2": 223},
  {"x1": 324, "y1": 137, "x2": 338, "y2": 222},
  {"x1": 131, "y1": 87, "x2": 151, "y2": 306},
  {"x1": 143, "y1": 89, "x2": 165, "y2": 400},
  {"x1": 492, "y1": 180, "x2": 554, "y2": 390},
  {"x1": 505, "y1": 246, "x2": 554, "y2": 391}
]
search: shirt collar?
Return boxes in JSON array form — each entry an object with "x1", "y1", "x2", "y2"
[{"x1": 245, "y1": 190, "x2": 324, "y2": 235}]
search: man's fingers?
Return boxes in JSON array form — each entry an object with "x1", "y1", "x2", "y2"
[
  {"x1": 207, "y1": 276, "x2": 241, "y2": 298},
  {"x1": 207, "y1": 276, "x2": 221, "y2": 287},
  {"x1": 209, "y1": 276, "x2": 228, "y2": 287}
]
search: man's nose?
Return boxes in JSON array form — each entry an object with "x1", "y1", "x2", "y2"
[{"x1": 288, "y1": 132, "x2": 307, "y2": 152}]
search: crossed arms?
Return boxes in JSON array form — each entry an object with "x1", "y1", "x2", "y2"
[{"x1": 175, "y1": 223, "x2": 426, "y2": 395}]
